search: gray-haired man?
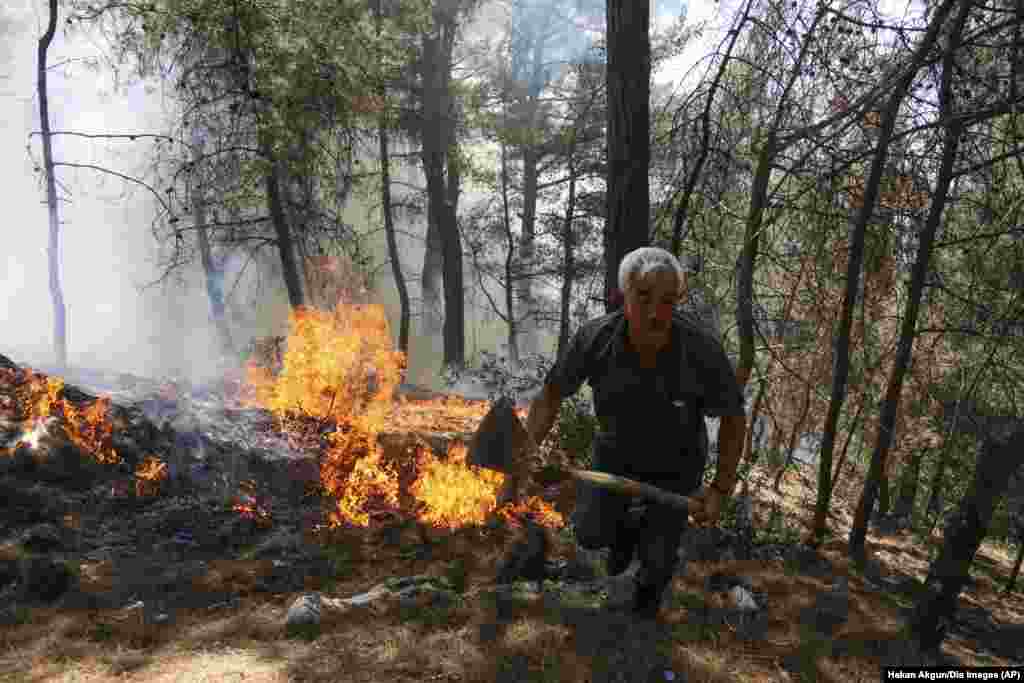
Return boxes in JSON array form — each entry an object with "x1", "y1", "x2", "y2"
[{"x1": 515, "y1": 247, "x2": 747, "y2": 619}]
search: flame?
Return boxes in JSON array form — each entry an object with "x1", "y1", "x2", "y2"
[
  {"x1": 244, "y1": 304, "x2": 405, "y2": 528},
  {"x1": 322, "y1": 424, "x2": 400, "y2": 527},
  {"x1": 498, "y1": 496, "x2": 565, "y2": 529},
  {"x1": 1, "y1": 369, "x2": 120, "y2": 464},
  {"x1": 243, "y1": 302, "x2": 562, "y2": 532},
  {"x1": 134, "y1": 455, "x2": 168, "y2": 497},
  {"x1": 232, "y1": 479, "x2": 273, "y2": 525},
  {"x1": 410, "y1": 442, "x2": 506, "y2": 528},
  {"x1": 63, "y1": 394, "x2": 120, "y2": 465}
]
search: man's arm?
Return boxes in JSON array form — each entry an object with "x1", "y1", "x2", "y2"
[{"x1": 712, "y1": 414, "x2": 747, "y2": 495}]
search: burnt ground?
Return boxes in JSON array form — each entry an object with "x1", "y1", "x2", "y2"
[{"x1": 0, "y1": 354, "x2": 1021, "y2": 682}]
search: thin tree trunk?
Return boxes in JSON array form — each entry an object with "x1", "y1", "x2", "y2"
[
  {"x1": 191, "y1": 131, "x2": 234, "y2": 358},
  {"x1": 734, "y1": 8, "x2": 822, "y2": 391},
  {"x1": 910, "y1": 425, "x2": 1024, "y2": 652},
  {"x1": 737, "y1": 133, "x2": 774, "y2": 389},
  {"x1": 811, "y1": 0, "x2": 960, "y2": 549},
  {"x1": 774, "y1": 381, "x2": 813, "y2": 492},
  {"x1": 260, "y1": 133, "x2": 305, "y2": 309},
  {"x1": 848, "y1": 0, "x2": 968, "y2": 560},
  {"x1": 443, "y1": 121, "x2": 464, "y2": 368},
  {"x1": 740, "y1": 377, "x2": 766, "y2": 488},
  {"x1": 1005, "y1": 541, "x2": 1024, "y2": 594},
  {"x1": 878, "y1": 470, "x2": 890, "y2": 518},
  {"x1": 38, "y1": 0, "x2": 65, "y2": 371},
  {"x1": 195, "y1": 198, "x2": 234, "y2": 357},
  {"x1": 377, "y1": 92, "x2": 408, "y2": 353},
  {"x1": 558, "y1": 124, "x2": 579, "y2": 356},
  {"x1": 605, "y1": 0, "x2": 650, "y2": 309},
  {"x1": 518, "y1": 144, "x2": 538, "y2": 356},
  {"x1": 420, "y1": 13, "x2": 464, "y2": 367},
  {"x1": 894, "y1": 448, "x2": 924, "y2": 522},
  {"x1": 830, "y1": 398, "x2": 866, "y2": 497},
  {"x1": 670, "y1": 0, "x2": 752, "y2": 255},
  {"x1": 501, "y1": 138, "x2": 518, "y2": 365},
  {"x1": 422, "y1": 216, "x2": 444, "y2": 332}
]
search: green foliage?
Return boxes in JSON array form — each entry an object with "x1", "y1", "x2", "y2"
[
  {"x1": 768, "y1": 517, "x2": 804, "y2": 553},
  {"x1": 554, "y1": 392, "x2": 598, "y2": 468},
  {"x1": 88, "y1": 621, "x2": 116, "y2": 642},
  {"x1": 671, "y1": 618, "x2": 721, "y2": 644},
  {"x1": 442, "y1": 557, "x2": 468, "y2": 594}
]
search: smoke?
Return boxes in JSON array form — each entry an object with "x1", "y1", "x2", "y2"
[
  {"x1": 1, "y1": 0, "x2": 700, "y2": 391},
  {"x1": 0, "y1": 10, "x2": 289, "y2": 385}
]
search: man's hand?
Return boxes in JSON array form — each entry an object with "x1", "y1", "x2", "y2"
[{"x1": 690, "y1": 486, "x2": 726, "y2": 526}]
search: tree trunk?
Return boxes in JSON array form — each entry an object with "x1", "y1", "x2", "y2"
[
  {"x1": 877, "y1": 471, "x2": 890, "y2": 518},
  {"x1": 376, "y1": 73, "x2": 409, "y2": 354},
  {"x1": 927, "y1": 446, "x2": 949, "y2": 519},
  {"x1": 893, "y1": 448, "x2": 923, "y2": 522},
  {"x1": 604, "y1": 0, "x2": 650, "y2": 310},
  {"x1": 442, "y1": 109, "x2": 464, "y2": 368},
  {"x1": 38, "y1": 0, "x2": 65, "y2": 372},
  {"x1": 740, "y1": 377, "x2": 766, "y2": 486},
  {"x1": 1005, "y1": 541, "x2": 1023, "y2": 595},
  {"x1": 194, "y1": 197, "x2": 234, "y2": 358},
  {"x1": 259, "y1": 133, "x2": 305, "y2": 309},
  {"x1": 910, "y1": 425, "x2": 1024, "y2": 652},
  {"x1": 811, "y1": 0, "x2": 959, "y2": 549},
  {"x1": 848, "y1": 0, "x2": 967, "y2": 560},
  {"x1": 191, "y1": 132, "x2": 234, "y2": 358},
  {"x1": 830, "y1": 399, "x2": 866, "y2": 497},
  {"x1": 501, "y1": 138, "x2": 519, "y2": 365},
  {"x1": 671, "y1": 0, "x2": 752, "y2": 255},
  {"x1": 518, "y1": 143, "x2": 538, "y2": 357},
  {"x1": 773, "y1": 381, "x2": 812, "y2": 492},
  {"x1": 558, "y1": 125, "x2": 579, "y2": 357},
  {"x1": 422, "y1": 216, "x2": 444, "y2": 332},
  {"x1": 420, "y1": 10, "x2": 465, "y2": 368},
  {"x1": 736, "y1": 133, "x2": 774, "y2": 389}
]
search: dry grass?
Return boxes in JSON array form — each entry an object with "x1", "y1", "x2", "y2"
[{"x1": 1, "y1": 460, "x2": 1021, "y2": 682}]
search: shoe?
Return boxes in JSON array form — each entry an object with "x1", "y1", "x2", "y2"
[{"x1": 606, "y1": 536, "x2": 636, "y2": 577}]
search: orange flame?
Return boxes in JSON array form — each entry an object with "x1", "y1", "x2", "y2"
[
  {"x1": 410, "y1": 442, "x2": 506, "y2": 528},
  {"x1": 63, "y1": 394, "x2": 120, "y2": 465},
  {"x1": 134, "y1": 455, "x2": 168, "y2": 497},
  {"x1": 243, "y1": 302, "x2": 562, "y2": 532},
  {"x1": 2, "y1": 369, "x2": 120, "y2": 465}
]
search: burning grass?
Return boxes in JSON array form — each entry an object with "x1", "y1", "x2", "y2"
[
  {"x1": 0, "y1": 368, "x2": 120, "y2": 465},
  {"x1": 240, "y1": 302, "x2": 561, "y2": 534}
]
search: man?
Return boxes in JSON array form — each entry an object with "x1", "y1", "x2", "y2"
[{"x1": 514, "y1": 246, "x2": 747, "y2": 619}]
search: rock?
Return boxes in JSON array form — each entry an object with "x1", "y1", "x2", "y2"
[
  {"x1": 728, "y1": 585, "x2": 770, "y2": 641},
  {"x1": 249, "y1": 529, "x2": 305, "y2": 560},
  {"x1": 704, "y1": 571, "x2": 753, "y2": 593},
  {"x1": 285, "y1": 592, "x2": 322, "y2": 633},
  {"x1": 19, "y1": 555, "x2": 76, "y2": 603},
  {"x1": 729, "y1": 585, "x2": 759, "y2": 612}
]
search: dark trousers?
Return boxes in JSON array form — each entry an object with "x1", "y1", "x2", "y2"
[{"x1": 573, "y1": 467, "x2": 695, "y2": 602}]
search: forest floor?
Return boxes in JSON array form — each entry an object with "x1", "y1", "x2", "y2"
[{"x1": 2, "y1": 450, "x2": 1021, "y2": 683}]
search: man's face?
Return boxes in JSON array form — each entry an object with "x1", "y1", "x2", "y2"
[{"x1": 623, "y1": 269, "x2": 680, "y2": 351}]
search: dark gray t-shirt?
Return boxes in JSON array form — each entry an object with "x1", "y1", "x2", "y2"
[{"x1": 545, "y1": 309, "x2": 745, "y2": 483}]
